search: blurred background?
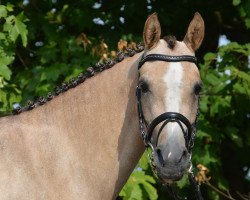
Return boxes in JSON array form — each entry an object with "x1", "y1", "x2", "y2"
[{"x1": 0, "y1": 0, "x2": 249, "y2": 199}]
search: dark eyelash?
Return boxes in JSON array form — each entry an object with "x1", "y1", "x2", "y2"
[
  {"x1": 194, "y1": 83, "x2": 202, "y2": 95},
  {"x1": 139, "y1": 81, "x2": 149, "y2": 93}
]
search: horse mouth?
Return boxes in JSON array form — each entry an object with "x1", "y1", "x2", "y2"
[
  {"x1": 159, "y1": 172, "x2": 184, "y2": 183},
  {"x1": 155, "y1": 167, "x2": 185, "y2": 183},
  {"x1": 152, "y1": 150, "x2": 190, "y2": 183}
]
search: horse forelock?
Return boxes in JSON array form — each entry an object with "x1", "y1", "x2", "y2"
[{"x1": 163, "y1": 35, "x2": 177, "y2": 49}]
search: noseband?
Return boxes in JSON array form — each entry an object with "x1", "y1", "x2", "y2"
[{"x1": 136, "y1": 53, "x2": 203, "y2": 200}]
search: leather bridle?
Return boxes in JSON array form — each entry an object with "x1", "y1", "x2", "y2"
[
  {"x1": 136, "y1": 53, "x2": 203, "y2": 200},
  {"x1": 136, "y1": 53, "x2": 199, "y2": 152}
]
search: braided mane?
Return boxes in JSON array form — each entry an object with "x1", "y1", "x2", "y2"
[{"x1": 12, "y1": 43, "x2": 145, "y2": 115}]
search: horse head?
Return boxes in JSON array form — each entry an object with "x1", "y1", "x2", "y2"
[{"x1": 137, "y1": 12, "x2": 204, "y2": 183}]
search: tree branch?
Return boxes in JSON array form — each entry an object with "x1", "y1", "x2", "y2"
[{"x1": 204, "y1": 181, "x2": 236, "y2": 200}]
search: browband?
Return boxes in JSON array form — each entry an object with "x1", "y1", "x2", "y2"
[{"x1": 138, "y1": 54, "x2": 197, "y2": 69}]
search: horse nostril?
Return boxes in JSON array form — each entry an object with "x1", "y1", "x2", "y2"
[
  {"x1": 179, "y1": 149, "x2": 188, "y2": 163},
  {"x1": 156, "y1": 148, "x2": 165, "y2": 167},
  {"x1": 183, "y1": 150, "x2": 187, "y2": 156}
]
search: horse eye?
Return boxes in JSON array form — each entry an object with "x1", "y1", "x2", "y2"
[
  {"x1": 194, "y1": 83, "x2": 202, "y2": 95},
  {"x1": 139, "y1": 81, "x2": 149, "y2": 93}
]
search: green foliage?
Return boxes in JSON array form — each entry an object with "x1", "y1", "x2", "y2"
[
  {"x1": 233, "y1": 0, "x2": 250, "y2": 28},
  {"x1": 0, "y1": 4, "x2": 26, "y2": 112},
  {"x1": 120, "y1": 153, "x2": 158, "y2": 200},
  {"x1": 193, "y1": 41, "x2": 250, "y2": 194},
  {"x1": 120, "y1": 171, "x2": 158, "y2": 200},
  {"x1": 1, "y1": 1, "x2": 103, "y2": 111},
  {"x1": 3, "y1": 12, "x2": 28, "y2": 46}
]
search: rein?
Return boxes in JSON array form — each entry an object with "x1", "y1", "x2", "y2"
[{"x1": 136, "y1": 53, "x2": 203, "y2": 200}]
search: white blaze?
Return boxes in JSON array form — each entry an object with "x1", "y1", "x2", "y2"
[
  {"x1": 163, "y1": 62, "x2": 183, "y2": 137},
  {"x1": 168, "y1": 152, "x2": 172, "y2": 158}
]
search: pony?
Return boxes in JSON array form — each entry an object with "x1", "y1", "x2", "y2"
[{"x1": 0, "y1": 12, "x2": 204, "y2": 199}]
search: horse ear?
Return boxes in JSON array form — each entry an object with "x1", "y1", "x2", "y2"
[
  {"x1": 143, "y1": 13, "x2": 161, "y2": 50},
  {"x1": 183, "y1": 12, "x2": 205, "y2": 51}
]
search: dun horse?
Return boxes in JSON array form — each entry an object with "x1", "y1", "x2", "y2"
[{"x1": 0, "y1": 12, "x2": 204, "y2": 199}]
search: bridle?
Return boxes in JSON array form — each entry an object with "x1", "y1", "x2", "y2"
[
  {"x1": 136, "y1": 53, "x2": 203, "y2": 200},
  {"x1": 136, "y1": 53, "x2": 198, "y2": 154}
]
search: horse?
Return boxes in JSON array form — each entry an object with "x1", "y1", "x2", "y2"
[{"x1": 0, "y1": 12, "x2": 204, "y2": 200}]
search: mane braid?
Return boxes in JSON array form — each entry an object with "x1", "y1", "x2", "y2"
[{"x1": 12, "y1": 43, "x2": 145, "y2": 115}]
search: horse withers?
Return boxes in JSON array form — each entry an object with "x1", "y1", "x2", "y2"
[{"x1": 0, "y1": 12, "x2": 204, "y2": 200}]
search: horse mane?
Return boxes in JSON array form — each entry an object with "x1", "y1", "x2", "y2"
[{"x1": 11, "y1": 43, "x2": 145, "y2": 115}]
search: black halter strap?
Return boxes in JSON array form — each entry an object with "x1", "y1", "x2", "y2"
[{"x1": 138, "y1": 54, "x2": 197, "y2": 69}]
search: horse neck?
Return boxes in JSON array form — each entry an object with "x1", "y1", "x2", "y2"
[{"x1": 15, "y1": 52, "x2": 145, "y2": 199}]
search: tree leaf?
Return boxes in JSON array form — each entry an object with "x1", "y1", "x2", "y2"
[
  {"x1": 6, "y1": 3, "x2": 14, "y2": 12},
  {"x1": 130, "y1": 184, "x2": 143, "y2": 200},
  {"x1": 0, "y1": 5, "x2": 7, "y2": 18},
  {"x1": 138, "y1": 153, "x2": 150, "y2": 170},
  {"x1": 205, "y1": 73, "x2": 221, "y2": 86},
  {"x1": 204, "y1": 52, "x2": 217, "y2": 63},
  {"x1": 120, "y1": 171, "x2": 157, "y2": 200},
  {"x1": 233, "y1": 0, "x2": 241, "y2": 6},
  {"x1": 3, "y1": 13, "x2": 28, "y2": 46},
  {"x1": 16, "y1": 12, "x2": 28, "y2": 46},
  {"x1": 142, "y1": 181, "x2": 158, "y2": 200},
  {"x1": 233, "y1": 82, "x2": 245, "y2": 94},
  {"x1": 0, "y1": 64, "x2": 12, "y2": 80},
  {"x1": 245, "y1": 18, "x2": 250, "y2": 28},
  {"x1": 176, "y1": 174, "x2": 188, "y2": 189},
  {"x1": 225, "y1": 126, "x2": 242, "y2": 147},
  {"x1": 0, "y1": 32, "x2": 6, "y2": 40}
]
